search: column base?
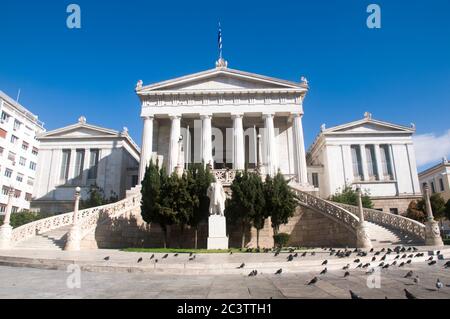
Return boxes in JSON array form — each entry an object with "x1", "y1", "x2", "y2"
[
  {"x1": 425, "y1": 220, "x2": 444, "y2": 246},
  {"x1": 356, "y1": 222, "x2": 373, "y2": 249},
  {"x1": 0, "y1": 224, "x2": 13, "y2": 250},
  {"x1": 64, "y1": 225, "x2": 81, "y2": 251}
]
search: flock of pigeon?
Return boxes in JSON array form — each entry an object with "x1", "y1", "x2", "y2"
[{"x1": 102, "y1": 246, "x2": 450, "y2": 299}]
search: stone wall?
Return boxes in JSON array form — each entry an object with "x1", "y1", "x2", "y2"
[
  {"x1": 371, "y1": 196, "x2": 422, "y2": 215},
  {"x1": 81, "y1": 204, "x2": 357, "y2": 249}
]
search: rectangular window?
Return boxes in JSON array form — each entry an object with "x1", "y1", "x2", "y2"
[
  {"x1": 88, "y1": 149, "x2": 99, "y2": 180},
  {"x1": 351, "y1": 145, "x2": 363, "y2": 181},
  {"x1": 14, "y1": 189, "x2": 21, "y2": 198},
  {"x1": 365, "y1": 145, "x2": 378, "y2": 180},
  {"x1": 439, "y1": 178, "x2": 445, "y2": 192},
  {"x1": 74, "y1": 149, "x2": 85, "y2": 181},
  {"x1": 32, "y1": 147, "x2": 38, "y2": 156},
  {"x1": 27, "y1": 177, "x2": 34, "y2": 186},
  {"x1": 4, "y1": 168, "x2": 12, "y2": 178},
  {"x1": 16, "y1": 173, "x2": 24, "y2": 183},
  {"x1": 0, "y1": 204, "x2": 5, "y2": 213},
  {"x1": 25, "y1": 193, "x2": 32, "y2": 201},
  {"x1": 431, "y1": 181, "x2": 436, "y2": 193},
  {"x1": 1, "y1": 111, "x2": 10, "y2": 122},
  {"x1": 390, "y1": 208, "x2": 399, "y2": 215},
  {"x1": 2, "y1": 186, "x2": 10, "y2": 195},
  {"x1": 7, "y1": 151, "x2": 16, "y2": 162},
  {"x1": 19, "y1": 157, "x2": 26, "y2": 166},
  {"x1": 0, "y1": 128, "x2": 6, "y2": 139},
  {"x1": 22, "y1": 141, "x2": 29, "y2": 151},
  {"x1": 60, "y1": 149, "x2": 71, "y2": 183},
  {"x1": 13, "y1": 119, "x2": 21, "y2": 130},
  {"x1": 12, "y1": 206, "x2": 18, "y2": 213},
  {"x1": 10, "y1": 135, "x2": 18, "y2": 144},
  {"x1": 379, "y1": 145, "x2": 393, "y2": 180},
  {"x1": 312, "y1": 173, "x2": 319, "y2": 188},
  {"x1": 29, "y1": 161, "x2": 36, "y2": 171}
]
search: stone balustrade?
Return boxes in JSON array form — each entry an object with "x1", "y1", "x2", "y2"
[{"x1": 333, "y1": 202, "x2": 426, "y2": 241}]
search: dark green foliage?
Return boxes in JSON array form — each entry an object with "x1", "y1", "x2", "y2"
[
  {"x1": 406, "y1": 200, "x2": 426, "y2": 223},
  {"x1": 80, "y1": 184, "x2": 118, "y2": 209},
  {"x1": 265, "y1": 173, "x2": 297, "y2": 234},
  {"x1": 407, "y1": 193, "x2": 447, "y2": 222},
  {"x1": 273, "y1": 233, "x2": 290, "y2": 248},
  {"x1": 330, "y1": 185, "x2": 373, "y2": 209},
  {"x1": 445, "y1": 199, "x2": 450, "y2": 220}
]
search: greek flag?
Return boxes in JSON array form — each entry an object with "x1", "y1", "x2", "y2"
[{"x1": 218, "y1": 23, "x2": 223, "y2": 59}]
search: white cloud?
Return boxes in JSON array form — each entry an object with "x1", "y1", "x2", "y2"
[{"x1": 413, "y1": 129, "x2": 450, "y2": 167}]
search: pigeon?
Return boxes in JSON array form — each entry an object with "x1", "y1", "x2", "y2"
[
  {"x1": 406, "y1": 259, "x2": 412, "y2": 264},
  {"x1": 404, "y1": 271, "x2": 413, "y2": 278},
  {"x1": 408, "y1": 254, "x2": 414, "y2": 259},
  {"x1": 287, "y1": 255, "x2": 294, "y2": 262},
  {"x1": 155, "y1": 259, "x2": 158, "y2": 263},
  {"x1": 378, "y1": 262, "x2": 385, "y2": 267},
  {"x1": 354, "y1": 259, "x2": 360, "y2": 263},
  {"x1": 275, "y1": 268, "x2": 282, "y2": 275},
  {"x1": 320, "y1": 268, "x2": 327, "y2": 275},
  {"x1": 371, "y1": 257, "x2": 377, "y2": 262},
  {"x1": 344, "y1": 271, "x2": 350, "y2": 278},
  {"x1": 382, "y1": 264, "x2": 389, "y2": 269},
  {"x1": 374, "y1": 251, "x2": 381, "y2": 256},
  {"x1": 301, "y1": 252, "x2": 307, "y2": 257},
  {"x1": 370, "y1": 248, "x2": 374, "y2": 253},
  {"x1": 394, "y1": 255, "x2": 400, "y2": 260},
  {"x1": 391, "y1": 261, "x2": 397, "y2": 266},
  {"x1": 137, "y1": 257, "x2": 143, "y2": 263},
  {"x1": 366, "y1": 268, "x2": 375, "y2": 275},
  {"x1": 293, "y1": 253, "x2": 298, "y2": 258},
  {"x1": 401, "y1": 254, "x2": 407, "y2": 259},
  {"x1": 104, "y1": 256, "x2": 110, "y2": 261},
  {"x1": 404, "y1": 289, "x2": 417, "y2": 299},
  {"x1": 380, "y1": 248, "x2": 386, "y2": 252},
  {"x1": 413, "y1": 247, "x2": 418, "y2": 252},
  {"x1": 349, "y1": 290, "x2": 363, "y2": 299},
  {"x1": 436, "y1": 279, "x2": 443, "y2": 291},
  {"x1": 289, "y1": 248, "x2": 295, "y2": 253},
  {"x1": 381, "y1": 255, "x2": 387, "y2": 261},
  {"x1": 274, "y1": 251, "x2": 280, "y2": 257},
  {"x1": 237, "y1": 263, "x2": 245, "y2": 269},
  {"x1": 428, "y1": 260, "x2": 437, "y2": 266},
  {"x1": 356, "y1": 263, "x2": 363, "y2": 269},
  {"x1": 399, "y1": 262, "x2": 405, "y2": 268},
  {"x1": 444, "y1": 261, "x2": 450, "y2": 268},
  {"x1": 174, "y1": 253, "x2": 178, "y2": 257},
  {"x1": 307, "y1": 277, "x2": 319, "y2": 285},
  {"x1": 162, "y1": 254, "x2": 169, "y2": 259},
  {"x1": 362, "y1": 263, "x2": 370, "y2": 269},
  {"x1": 427, "y1": 256, "x2": 433, "y2": 261},
  {"x1": 229, "y1": 251, "x2": 233, "y2": 255},
  {"x1": 322, "y1": 260, "x2": 328, "y2": 265},
  {"x1": 413, "y1": 276, "x2": 419, "y2": 285},
  {"x1": 189, "y1": 252, "x2": 193, "y2": 257},
  {"x1": 189, "y1": 256, "x2": 196, "y2": 261},
  {"x1": 150, "y1": 254, "x2": 154, "y2": 260},
  {"x1": 311, "y1": 252, "x2": 316, "y2": 256},
  {"x1": 343, "y1": 264, "x2": 350, "y2": 270},
  {"x1": 248, "y1": 270, "x2": 258, "y2": 277}
]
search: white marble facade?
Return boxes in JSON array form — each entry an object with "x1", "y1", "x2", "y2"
[
  {"x1": 31, "y1": 117, "x2": 140, "y2": 214},
  {"x1": 136, "y1": 61, "x2": 310, "y2": 187}
]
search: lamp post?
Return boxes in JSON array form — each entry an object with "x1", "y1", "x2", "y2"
[
  {"x1": 355, "y1": 187, "x2": 372, "y2": 249},
  {"x1": 0, "y1": 187, "x2": 15, "y2": 249},
  {"x1": 423, "y1": 184, "x2": 444, "y2": 246},
  {"x1": 64, "y1": 187, "x2": 82, "y2": 251}
]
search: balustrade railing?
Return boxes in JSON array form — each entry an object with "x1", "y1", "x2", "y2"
[
  {"x1": 11, "y1": 193, "x2": 141, "y2": 244},
  {"x1": 333, "y1": 202, "x2": 426, "y2": 241}
]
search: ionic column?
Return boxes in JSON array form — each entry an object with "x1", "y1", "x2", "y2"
[
  {"x1": 201, "y1": 114, "x2": 213, "y2": 168},
  {"x1": 374, "y1": 144, "x2": 384, "y2": 181},
  {"x1": 169, "y1": 115, "x2": 181, "y2": 174},
  {"x1": 232, "y1": 114, "x2": 245, "y2": 170},
  {"x1": 359, "y1": 144, "x2": 369, "y2": 181},
  {"x1": 292, "y1": 113, "x2": 308, "y2": 185},
  {"x1": 138, "y1": 116, "x2": 154, "y2": 183},
  {"x1": 263, "y1": 113, "x2": 277, "y2": 176}
]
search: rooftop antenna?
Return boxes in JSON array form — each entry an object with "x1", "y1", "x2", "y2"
[{"x1": 16, "y1": 89, "x2": 21, "y2": 103}]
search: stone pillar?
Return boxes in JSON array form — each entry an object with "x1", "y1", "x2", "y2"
[
  {"x1": 257, "y1": 133, "x2": 263, "y2": 172},
  {"x1": 263, "y1": 113, "x2": 277, "y2": 176},
  {"x1": 201, "y1": 114, "x2": 213, "y2": 168},
  {"x1": 292, "y1": 113, "x2": 309, "y2": 185},
  {"x1": 175, "y1": 135, "x2": 184, "y2": 178},
  {"x1": 359, "y1": 144, "x2": 369, "y2": 181},
  {"x1": 423, "y1": 185, "x2": 444, "y2": 246},
  {"x1": 64, "y1": 187, "x2": 82, "y2": 251},
  {"x1": 138, "y1": 116, "x2": 154, "y2": 183},
  {"x1": 0, "y1": 188, "x2": 15, "y2": 249},
  {"x1": 232, "y1": 114, "x2": 245, "y2": 170},
  {"x1": 168, "y1": 115, "x2": 181, "y2": 174},
  {"x1": 374, "y1": 144, "x2": 384, "y2": 181},
  {"x1": 355, "y1": 188, "x2": 373, "y2": 249}
]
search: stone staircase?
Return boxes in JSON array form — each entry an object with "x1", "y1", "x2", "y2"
[
  {"x1": 365, "y1": 221, "x2": 422, "y2": 247},
  {"x1": 14, "y1": 226, "x2": 72, "y2": 250}
]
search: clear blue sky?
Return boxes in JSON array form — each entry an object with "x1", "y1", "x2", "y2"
[{"x1": 1, "y1": 1, "x2": 449, "y2": 170}]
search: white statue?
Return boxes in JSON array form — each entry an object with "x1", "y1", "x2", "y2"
[{"x1": 207, "y1": 181, "x2": 226, "y2": 217}]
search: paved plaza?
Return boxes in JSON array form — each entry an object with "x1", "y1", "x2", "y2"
[{"x1": 0, "y1": 248, "x2": 449, "y2": 299}]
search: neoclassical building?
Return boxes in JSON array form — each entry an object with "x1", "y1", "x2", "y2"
[
  {"x1": 419, "y1": 157, "x2": 450, "y2": 202},
  {"x1": 136, "y1": 58, "x2": 311, "y2": 189}
]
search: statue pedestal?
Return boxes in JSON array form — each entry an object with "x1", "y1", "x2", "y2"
[
  {"x1": 356, "y1": 222, "x2": 373, "y2": 249},
  {"x1": 425, "y1": 220, "x2": 444, "y2": 246},
  {"x1": 207, "y1": 215, "x2": 228, "y2": 250},
  {"x1": 0, "y1": 224, "x2": 13, "y2": 250}
]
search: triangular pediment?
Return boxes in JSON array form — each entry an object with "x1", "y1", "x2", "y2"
[
  {"x1": 137, "y1": 67, "x2": 307, "y2": 94},
  {"x1": 40, "y1": 123, "x2": 119, "y2": 139},
  {"x1": 324, "y1": 118, "x2": 415, "y2": 134}
]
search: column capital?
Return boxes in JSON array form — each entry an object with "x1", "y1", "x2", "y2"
[
  {"x1": 231, "y1": 113, "x2": 244, "y2": 119},
  {"x1": 291, "y1": 112, "x2": 304, "y2": 118},
  {"x1": 142, "y1": 115, "x2": 154, "y2": 120},
  {"x1": 200, "y1": 113, "x2": 213, "y2": 120},
  {"x1": 169, "y1": 115, "x2": 182, "y2": 120},
  {"x1": 262, "y1": 113, "x2": 275, "y2": 119}
]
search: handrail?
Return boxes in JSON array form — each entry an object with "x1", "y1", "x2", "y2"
[
  {"x1": 290, "y1": 186, "x2": 360, "y2": 233},
  {"x1": 11, "y1": 193, "x2": 141, "y2": 244},
  {"x1": 333, "y1": 202, "x2": 426, "y2": 241}
]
